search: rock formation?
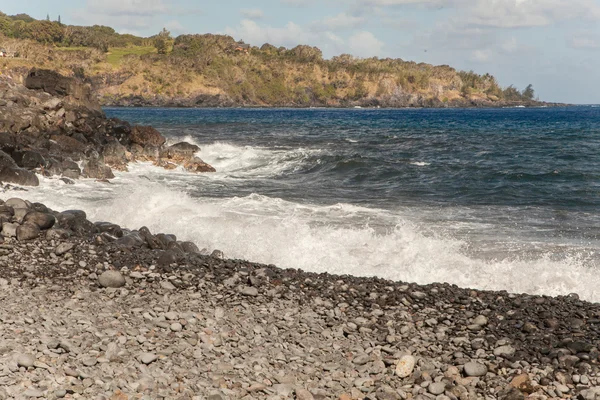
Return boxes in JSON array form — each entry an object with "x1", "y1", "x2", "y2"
[{"x1": 0, "y1": 68, "x2": 214, "y2": 187}]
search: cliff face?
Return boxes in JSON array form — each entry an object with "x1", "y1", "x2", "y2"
[
  {"x1": 0, "y1": 69, "x2": 214, "y2": 188},
  {"x1": 0, "y1": 35, "x2": 551, "y2": 108}
]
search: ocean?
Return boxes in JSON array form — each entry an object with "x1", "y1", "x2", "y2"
[{"x1": 14, "y1": 106, "x2": 600, "y2": 301}]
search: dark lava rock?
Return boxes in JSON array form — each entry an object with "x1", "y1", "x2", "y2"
[
  {"x1": 181, "y1": 241, "x2": 200, "y2": 254},
  {"x1": 82, "y1": 159, "x2": 115, "y2": 180},
  {"x1": 23, "y1": 211, "x2": 56, "y2": 230},
  {"x1": 130, "y1": 125, "x2": 166, "y2": 147},
  {"x1": 0, "y1": 167, "x2": 39, "y2": 186}
]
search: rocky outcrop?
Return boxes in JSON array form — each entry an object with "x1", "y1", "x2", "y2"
[{"x1": 0, "y1": 69, "x2": 215, "y2": 187}]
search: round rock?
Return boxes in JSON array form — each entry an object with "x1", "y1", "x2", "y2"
[
  {"x1": 16, "y1": 223, "x2": 40, "y2": 241},
  {"x1": 428, "y1": 381, "x2": 446, "y2": 395},
  {"x1": 464, "y1": 361, "x2": 487, "y2": 377},
  {"x1": 24, "y1": 212, "x2": 55, "y2": 230},
  {"x1": 5, "y1": 198, "x2": 28, "y2": 209},
  {"x1": 395, "y1": 355, "x2": 416, "y2": 378},
  {"x1": 17, "y1": 353, "x2": 36, "y2": 368},
  {"x1": 493, "y1": 345, "x2": 516, "y2": 357},
  {"x1": 98, "y1": 270, "x2": 126, "y2": 288}
]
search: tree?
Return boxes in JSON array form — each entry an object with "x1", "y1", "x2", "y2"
[
  {"x1": 154, "y1": 28, "x2": 173, "y2": 55},
  {"x1": 46, "y1": 14, "x2": 50, "y2": 21},
  {"x1": 58, "y1": 15, "x2": 61, "y2": 25},
  {"x1": 522, "y1": 84, "x2": 534, "y2": 100}
]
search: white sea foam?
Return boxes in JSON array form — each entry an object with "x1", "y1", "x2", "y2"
[
  {"x1": 410, "y1": 161, "x2": 431, "y2": 167},
  {"x1": 9, "y1": 163, "x2": 600, "y2": 302}
]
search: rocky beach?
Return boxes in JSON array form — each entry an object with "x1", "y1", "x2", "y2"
[
  {"x1": 1, "y1": 69, "x2": 600, "y2": 400},
  {"x1": 0, "y1": 197, "x2": 600, "y2": 400}
]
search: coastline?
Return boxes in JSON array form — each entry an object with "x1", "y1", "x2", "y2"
[
  {"x1": 1, "y1": 68, "x2": 598, "y2": 399},
  {"x1": 0, "y1": 196, "x2": 598, "y2": 399}
]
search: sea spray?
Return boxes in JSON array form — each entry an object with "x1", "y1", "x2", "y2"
[{"x1": 17, "y1": 167, "x2": 600, "y2": 301}]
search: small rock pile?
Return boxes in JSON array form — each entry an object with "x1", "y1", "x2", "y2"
[
  {"x1": 1, "y1": 196, "x2": 600, "y2": 400},
  {"x1": 0, "y1": 69, "x2": 214, "y2": 187}
]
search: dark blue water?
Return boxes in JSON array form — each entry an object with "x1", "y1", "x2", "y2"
[{"x1": 106, "y1": 106, "x2": 600, "y2": 209}]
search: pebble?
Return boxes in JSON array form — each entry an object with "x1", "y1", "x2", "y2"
[
  {"x1": 395, "y1": 355, "x2": 416, "y2": 378},
  {"x1": 240, "y1": 286, "x2": 258, "y2": 296},
  {"x1": 23, "y1": 388, "x2": 44, "y2": 397},
  {"x1": 16, "y1": 353, "x2": 36, "y2": 368},
  {"x1": 98, "y1": 270, "x2": 126, "y2": 288},
  {"x1": 493, "y1": 345, "x2": 516, "y2": 357},
  {"x1": 160, "y1": 280, "x2": 176, "y2": 290},
  {"x1": 170, "y1": 322, "x2": 183, "y2": 332},
  {"x1": 140, "y1": 353, "x2": 159, "y2": 365},
  {"x1": 464, "y1": 361, "x2": 488, "y2": 377},
  {"x1": 429, "y1": 381, "x2": 446, "y2": 395}
]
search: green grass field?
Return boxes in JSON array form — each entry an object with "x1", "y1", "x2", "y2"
[{"x1": 106, "y1": 46, "x2": 156, "y2": 66}]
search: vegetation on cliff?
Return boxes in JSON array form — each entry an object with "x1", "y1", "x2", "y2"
[{"x1": 0, "y1": 11, "x2": 541, "y2": 107}]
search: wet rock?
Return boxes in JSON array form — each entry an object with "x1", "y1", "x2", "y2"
[
  {"x1": 181, "y1": 241, "x2": 200, "y2": 253},
  {"x1": 82, "y1": 159, "x2": 114, "y2": 180},
  {"x1": 102, "y1": 140, "x2": 129, "y2": 170},
  {"x1": 130, "y1": 125, "x2": 166, "y2": 147},
  {"x1": 0, "y1": 167, "x2": 39, "y2": 186}
]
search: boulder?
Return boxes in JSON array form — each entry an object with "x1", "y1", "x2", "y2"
[
  {"x1": 102, "y1": 140, "x2": 129, "y2": 170},
  {"x1": 116, "y1": 233, "x2": 145, "y2": 248},
  {"x1": 5, "y1": 198, "x2": 29, "y2": 209},
  {"x1": 1, "y1": 222, "x2": 18, "y2": 237},
  {"x1": 15, "y1": 150, "x2": 46, "y2": 170},
  {"x1": 181, "y1": 241, "x2": 200, "y2": 253},
  {"x1": 94, "y1": 222, "x2": 124, "y2": 238},
  {"x1": 82, "y1": 159, "x2": 115, "y2": 180},
  {"x1": 157, "y1": 249, "x2": 184, "y2": 267},
  {"x1": 130, "y1": 125, "x2": 166, "y2": 147},
  {"x1": 24, "y1": 211, "x2": 56, "y2": 230},
  {"x1": 0, "y1": 150, "x2": 17, "y2": 168},
  {"x1": 0, "y1": 167, "x2": 39, "y2": 186},
  {"x1": 25, "y1": 68, "x2": 103, "y2": 115},
  {"x1": 50, "y1": 135, "x2": 87, "y2": 155},
  {"x1": 184, "y1": 156, "x2": 216, "y2": 173},
  {"x1": 162, "y1": 142, "x2": 200, "y2": 159},
  {"x1": 16, "y1": 223, "x2": 40, "y2": 241},
  {"x1": 0, "y1": 132, "x2": 17, "y2": 153},
  {"x1": 138, "y1": 226, "x2": 163, "y2": 249},
  {"x1": 98, "y1": 270, "x2": 126, "y2": 288},
  {"x1": 56, "y1": 210, "x2": 96, "y2": 236}
]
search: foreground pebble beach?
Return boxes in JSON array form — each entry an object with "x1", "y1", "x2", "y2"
[{"x1": 0, "y1": 197, "x2": 599, "y2": 400}]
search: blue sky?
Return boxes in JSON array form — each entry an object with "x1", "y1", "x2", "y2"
[{"x1": 2, "y1": 0, "x2": 600, "y2": 103}]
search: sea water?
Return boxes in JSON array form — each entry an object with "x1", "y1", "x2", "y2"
[{"x1": 13, "y1": 107, "x2": 600, "y2": 301}]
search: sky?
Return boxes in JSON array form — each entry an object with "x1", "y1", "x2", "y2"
[{"x1": 2, "y1": 0, "x2": 600, "y2": 103}]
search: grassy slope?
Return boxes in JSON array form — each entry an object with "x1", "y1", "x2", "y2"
[{"x1": 0, "y1": 37, "x2": 529, "y2": 107}]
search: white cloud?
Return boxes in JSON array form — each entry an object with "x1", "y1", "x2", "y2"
[
  {"x1": 85, "y1": 0, "x2": 169, "y2": 17},
  {"x1": 71, "y1": 0, "x2": 192, "y2": 34},
  {"x1": 347, "y1": 31, "x2": 386, "y2": 57},
  {"x1": 224, "y1": 19, "x2": 386, "y2": 58},
  {"x1": 225, "y1": 19, "x2": 310, "y2": 49},
  {"x1": 311, "y1": 12, "x2": 365, "y2": 31},
  {"x1": 240, "y1": 8, "x2": 265, "y2": 20}
]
